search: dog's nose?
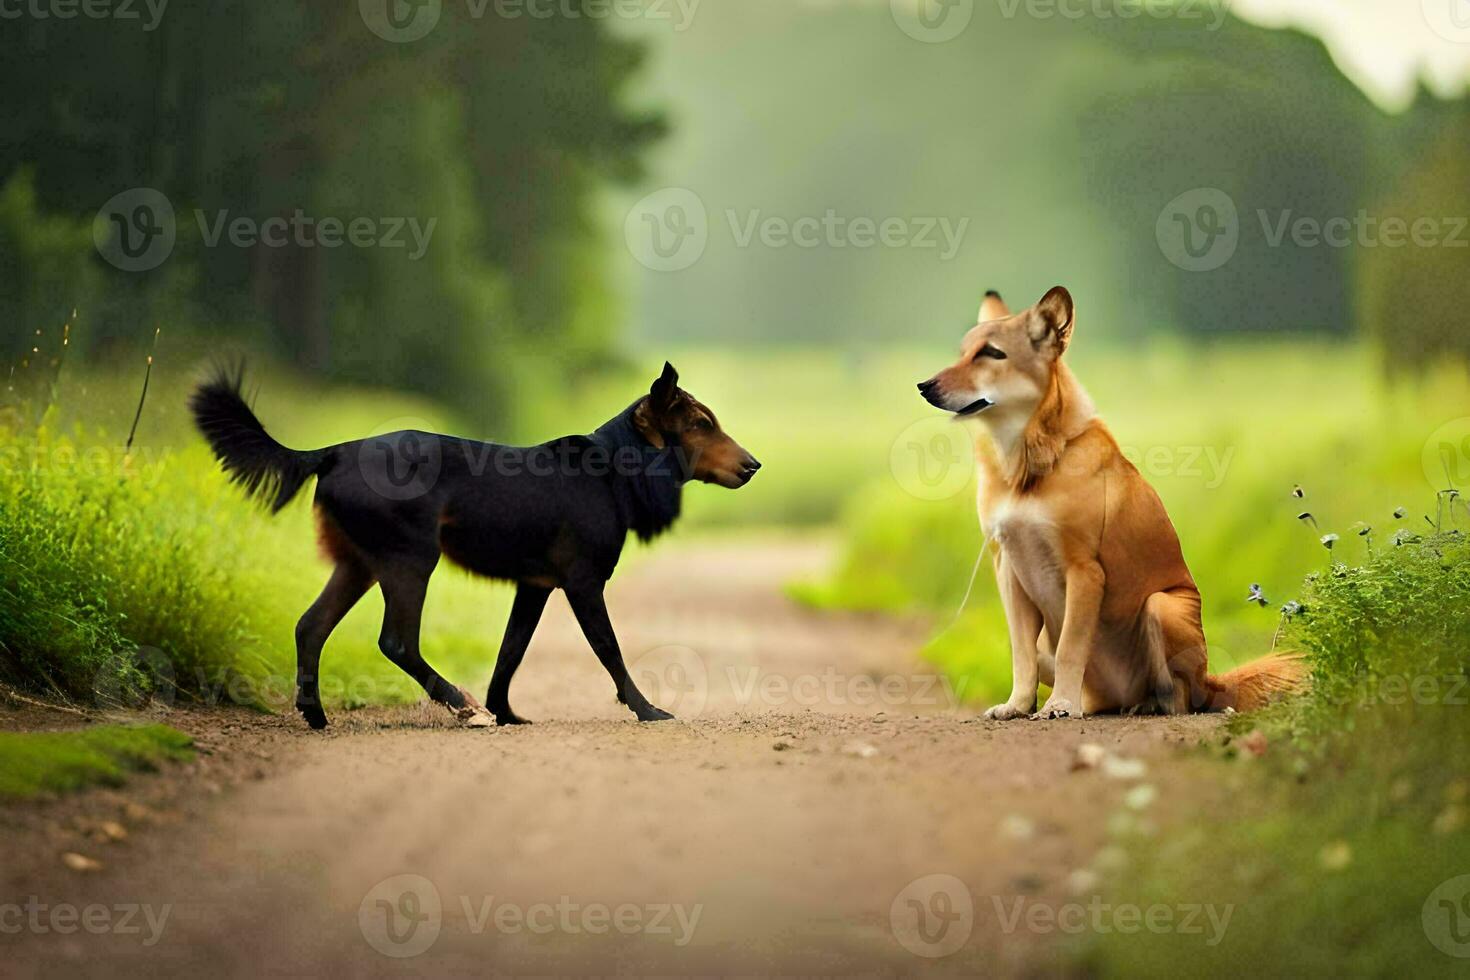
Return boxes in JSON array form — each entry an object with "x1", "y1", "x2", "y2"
[
  {"x1": 744, "y1": 458, "x2": 762, "y2": 472},
  {"x1": 917, "y1": 378, "x2": 938, "y2": 394}
]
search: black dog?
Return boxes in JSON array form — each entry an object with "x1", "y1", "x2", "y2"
[{"x1": 190, "y1": 363, "x2": 759, "y2": 730}]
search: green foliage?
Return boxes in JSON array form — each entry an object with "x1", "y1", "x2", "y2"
[
  {"x1": 1359, "y1": 101, "x2": 1470, "y2": 370},
  {"x1": 0, "y1": 171, "x2": 95, "y2": 373},
  {"x1": 0, "y1": 3, "x2": 662, "y2": 419},
  {"x1": 0, "y1": 724, "x2": 194, "y2": 799},
  {"x1": 1082, "y1": 525, "x2": 1470, "y2": 977},
  {"x1": 1289, "y1": 533, "x2": 1470, "y2": 730},
  {"x1": 0, "y1": 424, "x2": 263, "y2": 702}
]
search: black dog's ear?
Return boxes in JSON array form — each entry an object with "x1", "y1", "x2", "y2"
[{"x1": 650, "y1": 361, "x2": 679, "y2": 413}]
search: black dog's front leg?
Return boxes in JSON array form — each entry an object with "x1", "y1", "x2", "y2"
[
  {"x1": 566, "y1": 587, "x2": 674, "y2": 722},
  {"x1": 485, "y1": 583, "x2": 552, "y2": 725}
]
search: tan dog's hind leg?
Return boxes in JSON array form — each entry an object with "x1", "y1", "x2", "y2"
[
  {"x1": 1145, "y1": 590, "x2": 1208, "y2": 714},
  {"x1": 985, "y1": 559, "x2": 1043, "y2": 721},
  {"x1": 1127, "y1": 592, "x2": 1185, "y2": 715},
  {"x1": 1035, "y1": 562, "x2": 1104, "y2": 719}
]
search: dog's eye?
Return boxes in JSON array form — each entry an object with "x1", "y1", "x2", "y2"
[
  {"x1": 975, "y1": 344, "x2": 1007, "y2": 361},
  {"x1": 692, "y1": 418, "x2": 713, "y2": 431}
]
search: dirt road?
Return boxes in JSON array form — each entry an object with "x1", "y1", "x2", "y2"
[{"x1": 2, "y1": 538, "x2": 1223, "y2": 977}]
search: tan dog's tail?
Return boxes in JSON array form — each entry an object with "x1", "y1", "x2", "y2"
[{"x1": 1202, "y1": 653, "x2": 1311, "y2": 712}]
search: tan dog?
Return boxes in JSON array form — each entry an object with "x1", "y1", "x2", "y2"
[{"x1": 918, "y1": 287, "x2": 1305, "y2": 719}]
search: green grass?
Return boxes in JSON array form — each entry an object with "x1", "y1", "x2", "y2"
[
  {"x1": 1079, "y1": 529, "x2": 1470, "y2": 977},
  {"x1": 0, "y1": 724, "x2": 194, "y2": 799},
  {"x1": 794, "y1": 341, "x2": 1470, "y2": 705}
]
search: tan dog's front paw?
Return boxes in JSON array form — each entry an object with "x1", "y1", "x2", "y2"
[
  {"x1": 984, "y1": 701, "x2": 1034, "y2": 722},
  {"x1": 1031, "y1": 697, "x2": 1081, "y2": 720}
]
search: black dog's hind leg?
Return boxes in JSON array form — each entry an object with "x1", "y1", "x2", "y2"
[
  {"x1": 485, "y1": 583, "x2": 552, "y2": 726},
  {"x1": 566, "y1": 587, "x2": 674, "y2": 722},
  {"x1": 377, "y1": 565, "x2": 469, "y2": 714},
  {"x1": 295, "y1": 560, "x2": 375, "y2": 730}
]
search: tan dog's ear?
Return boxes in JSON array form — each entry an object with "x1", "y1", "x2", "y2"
[
  {"x1": 979, "y1": 290, "x2": 1011, "y2": 322},
  {"x1": 1028, "y1": 286, "x2": 1075, "y2": 355}
]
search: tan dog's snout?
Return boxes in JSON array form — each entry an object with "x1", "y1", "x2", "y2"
[{"x1": 917, "y1": 376, "x2": 945, "y2": 409}]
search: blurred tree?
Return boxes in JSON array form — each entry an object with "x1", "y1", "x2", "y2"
[
  {"x1": 0, "y1": 2, "x2": 663, "y2": 419},
  {"x1": 1358, "y1": 99, "x2": 1470, "y2": 371}
]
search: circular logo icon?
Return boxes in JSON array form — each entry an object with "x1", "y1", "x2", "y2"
[
  {"x1": 1156, "y1": 187, "x2": 1239, "y2": 272},
  {"x1": 1423, "y1": 874, "x2": 1470, "y2": 958},
  {"x1": 625, "y1": 188, "x2": 708, "y2": 272},
  {"x1": 890, "y1": 0, "x2": 974, "y2": 43},
  {"x1": 357, "y1": 418, "x2": 444, "y2": 502},
  {"x1": 1423, "y1": 418, "x2": 1470, "y2": 493},
  {"x1": 1423, "y1": 0, "x2": 1470, "y2": 44},
  {"x1": 93, "y1": 188, "x2": 176, "y2": 272},
  {"x1": 890, "y1": 873, "x2": 973, "y2": 958},
  {"x1": 359, "y1": 874, "x2": 442, "y2": 958},
  {"x1": 92, "y1": 645, "x2": 177, "y2": 710},
  {"x1": 626, "y1": 645, "x2": 708, "y2": 717},
  {"x1": 890, "y1": 416, "x2": 973, "y2": 501},
  {"x1": 359, "y1": 0, "x2": 441, "y2": 42}
]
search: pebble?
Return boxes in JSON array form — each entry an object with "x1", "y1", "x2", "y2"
[
  {"x1": 61, "y1": 852, "x2": 102, "y2": 873},
  {"x1": 1000, "y1": 814, "x2": 1035, "y2": 841}
]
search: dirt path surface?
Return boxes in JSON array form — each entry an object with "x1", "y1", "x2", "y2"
[{"x1": 2, "y1": 538, "x2": 1223, "y2": 977}]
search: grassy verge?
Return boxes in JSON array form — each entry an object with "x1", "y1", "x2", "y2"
[
  {"x1": 0, "y1": 724, "x2": 195, "y2": 799},
  {"x1": 1080, "y1": 525, "x2": 1470, "y2": 975}
]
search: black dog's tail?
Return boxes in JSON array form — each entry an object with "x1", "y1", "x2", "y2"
[{"x1": 188, "y1": 364, "x2": 329, "y2": 513}]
